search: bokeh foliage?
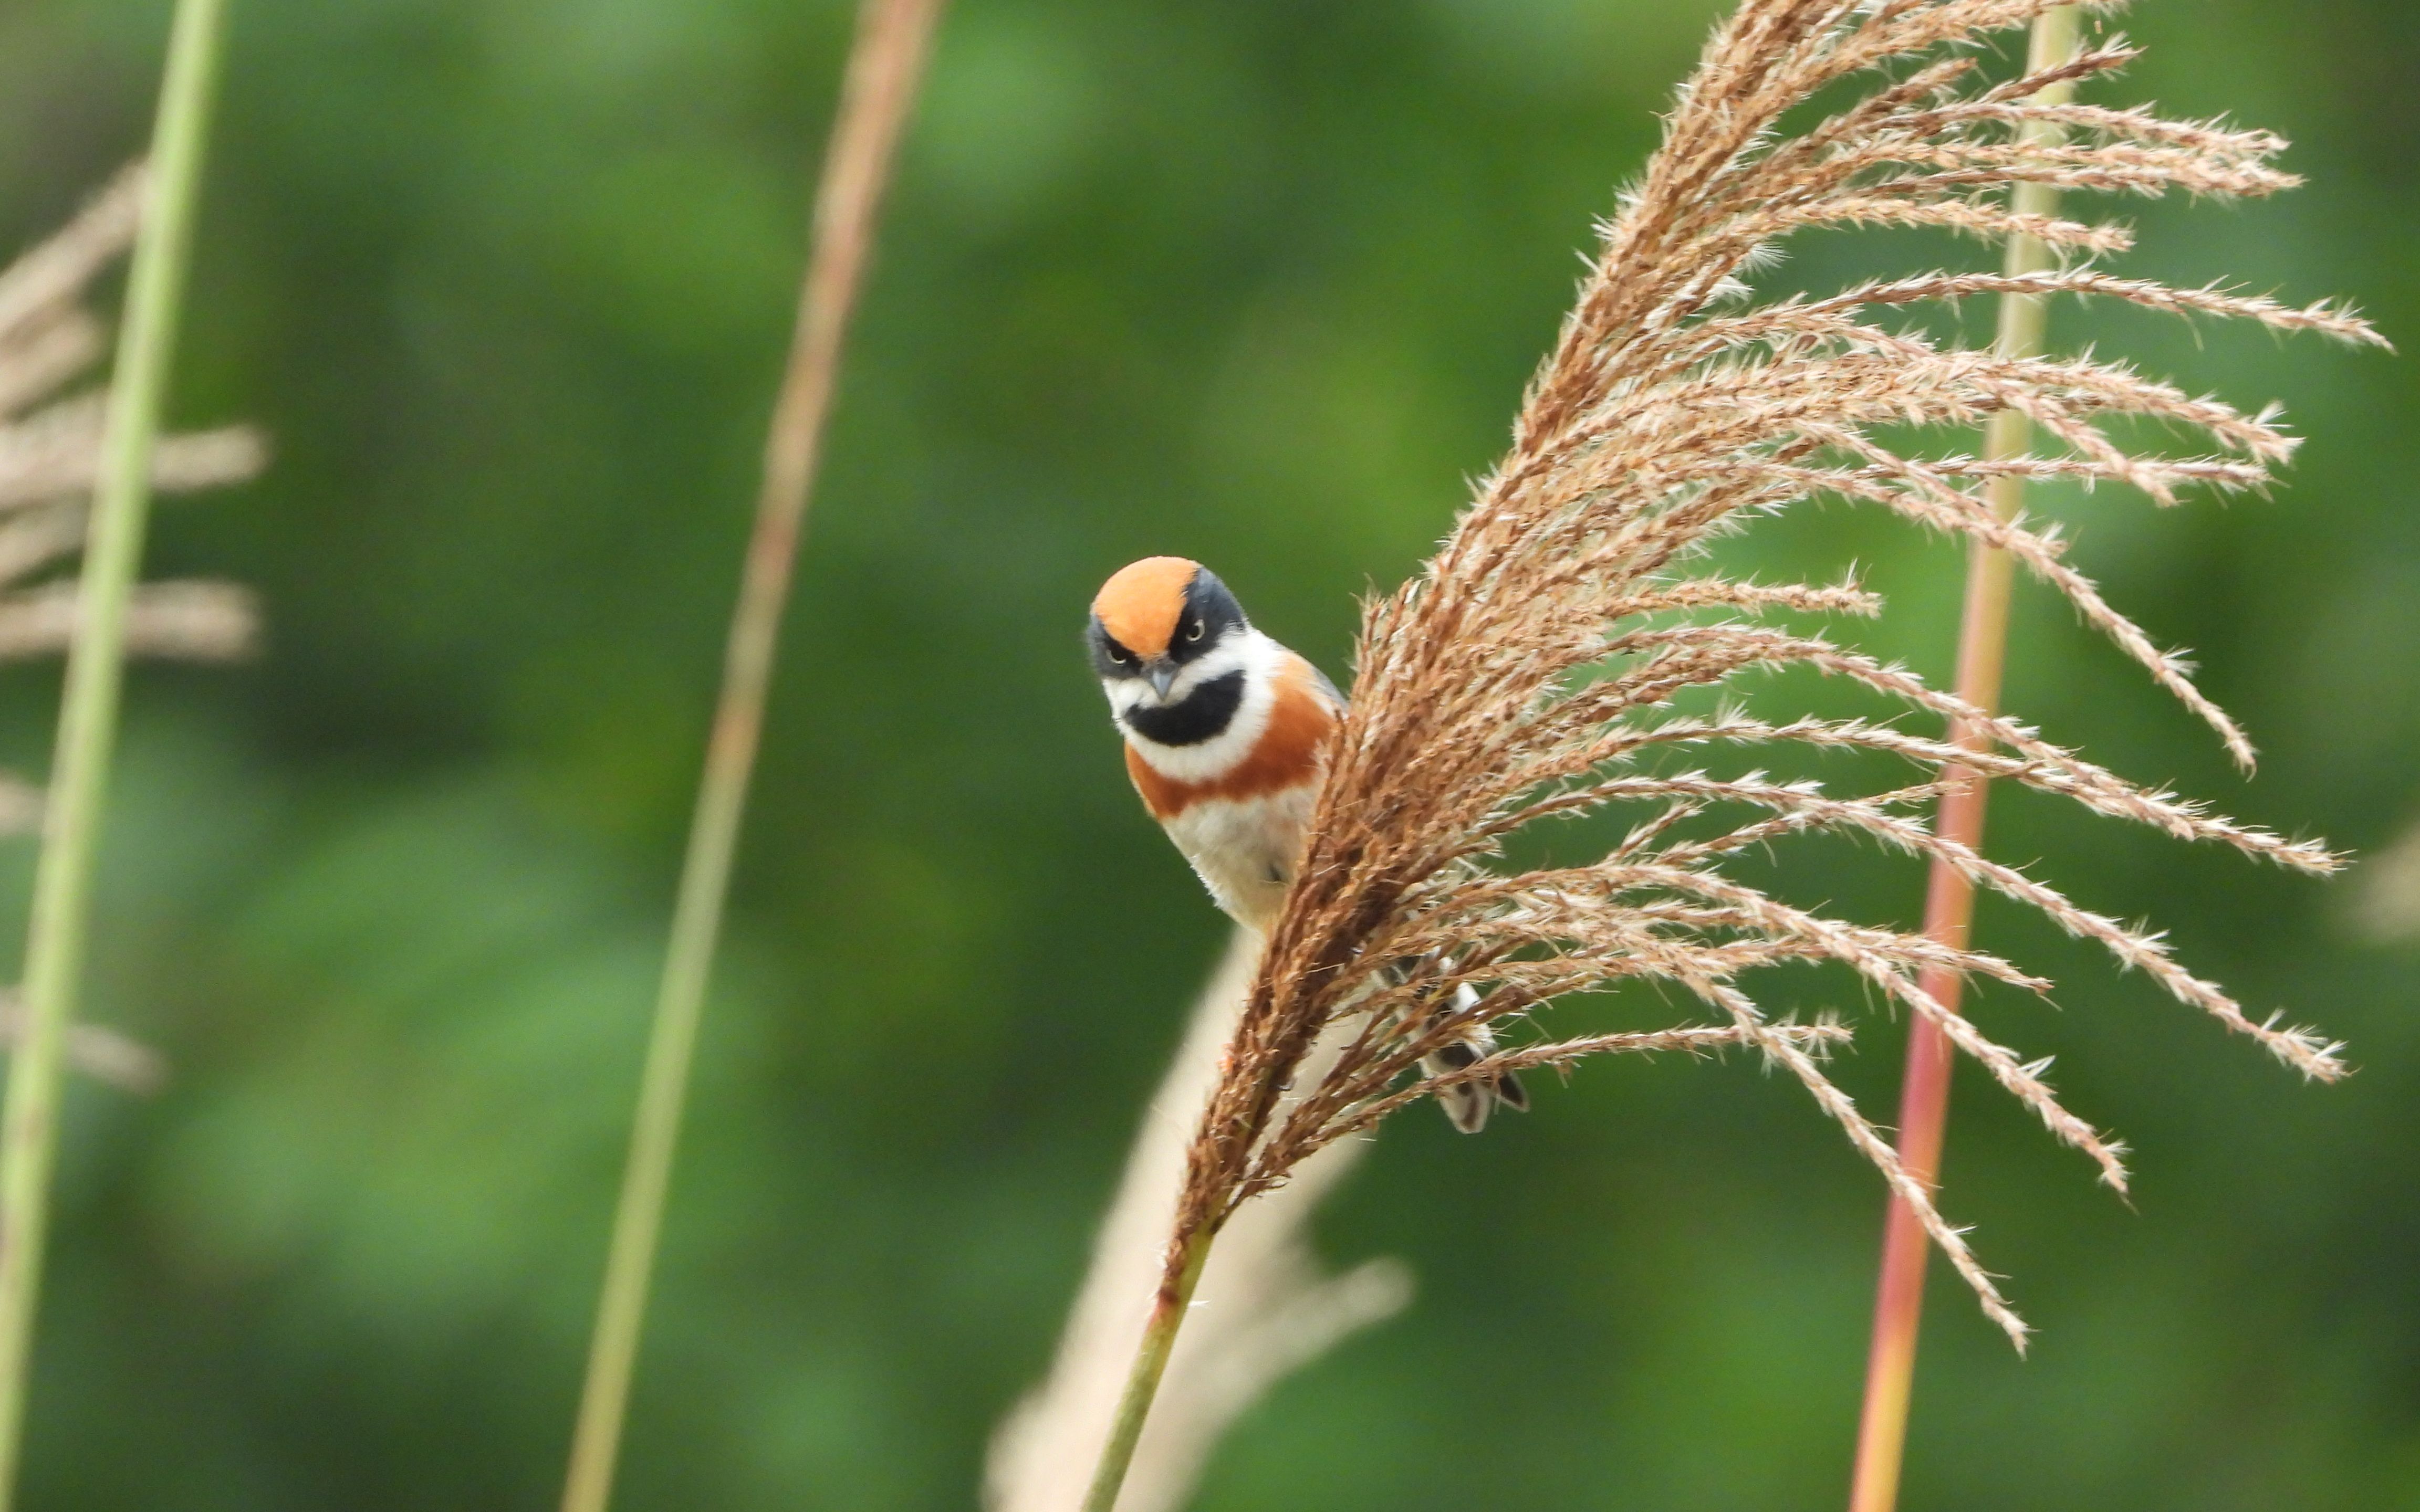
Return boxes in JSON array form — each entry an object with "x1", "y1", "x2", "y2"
[{"x1": 0, "y1": 0, "x2": 2411, "y2": 1507}]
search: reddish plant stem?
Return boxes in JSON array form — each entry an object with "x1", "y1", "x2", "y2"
[
  {"x1": 1845, "y1": 506, "x2": 2017, "y2": 1512},
  {"x1": 557, "y1": 3, "x2": 945, "y2": 1509},
  {"x1": 1847, "y1": 10, "x2": 2078, "y2": 1512}
]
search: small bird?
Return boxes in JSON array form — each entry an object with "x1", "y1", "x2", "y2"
[{"x1": 1088, "y1": 555, "x2": 1526, "y2": 1132}]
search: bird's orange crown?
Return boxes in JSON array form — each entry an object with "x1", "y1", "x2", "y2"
[{"x1": 1091, "y1": 556, "x2": 1198, "y2": 659}]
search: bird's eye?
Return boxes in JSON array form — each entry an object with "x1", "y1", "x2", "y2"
[
  {"x1": 1107, "y1": 646, "x2": 1131, "y2": 665},
  {"x1": 1185, "y1": 618, "x2": 1205, "y2": 642}
]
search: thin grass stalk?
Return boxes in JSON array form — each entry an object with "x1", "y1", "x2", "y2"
[
  {"x1": 0, "y1": 0, "x2": 233, "y2": 1502},
  {"x1": 1081, "y1": 1232, "x2": 1213, "y2": 1512},
  {"x1": 1847, "y1": 10, "x2": 2080, "y2": 1512},
  {"x1": 556, "y1": 2, "x2": 944, "y2": 1508}
]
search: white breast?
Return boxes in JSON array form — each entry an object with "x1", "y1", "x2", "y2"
[
  {"x1": 1159, "y1": 782, "x2": 1321, "y2": 933},
  {"x1": 1107, "y1": 627, "x2": 1337, "y2": 933}
]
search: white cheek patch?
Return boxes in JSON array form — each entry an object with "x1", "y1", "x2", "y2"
[
  {"x1": 1121, "y1": 630, "x2": 1286, "y2": 785},
  {"x1": 1166, "y1": 638, "x2": 1253, "y2": 700},
  {"x1": 1103, "y1": 678, "x2": 1148, "y2": 718},
  {"x1": 1101, "y1": 638, "x2": 1253, "y2": 719}
]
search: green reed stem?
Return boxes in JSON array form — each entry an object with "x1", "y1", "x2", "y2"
[
  {"x1": 1080, "y1": 1230, "x2": 1214, "y2": 1512},
  {"x1": 1845, "y1": 10, "x2": 2079, "y2": 1512},
  {"x1": 0, "y1": 0, "x2": 234, "y2": 1503},
  {"x1": 556, "y1": 3, "x2": 944, "y2": 1509}
]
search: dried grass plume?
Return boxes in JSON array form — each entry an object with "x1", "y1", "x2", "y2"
[
  {"x1": 1161, "y1": 0, "x2": 2383, "y2": 1353},
  {"x1": 987, "y1": 932, "x2": 1409, "y2": 1512},
  {"x1": 0, "y1": 163, "x2": 265, "y2": 1093},
  {"x1": 0, "y1": 162, "x2": 262, "y2": 832}
]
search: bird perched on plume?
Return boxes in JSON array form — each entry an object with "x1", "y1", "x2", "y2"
[{"x1": 1088, "y1": 555, "x2": 1526, "y2": 1132}]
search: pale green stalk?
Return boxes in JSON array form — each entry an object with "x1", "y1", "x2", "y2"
[
  {"x1": 0, "y1": 0, "x2": 234, "y2": 1503},
  {"x1": 1080, "y1": 1232, "x2": 1213, "y2": 1512},
  {"x1": 1845, "y1": 10, "x2": 2078, "y2": 1512},
  {"x1": 556, "y1": 2, "x2": 944, "y2": 1509}
]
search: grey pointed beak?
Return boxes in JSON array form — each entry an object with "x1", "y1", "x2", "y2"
[{"x1": 1146, "y1": 662, "x2": 1178, "y2": 700}]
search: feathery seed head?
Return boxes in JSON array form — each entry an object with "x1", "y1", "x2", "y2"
[
  {"x1": 0, "y1": 163, "x2": 264, "y2": 834},
  {"x1": 1153, "y1": 0, "x2": 2377, "y2": 1350}
]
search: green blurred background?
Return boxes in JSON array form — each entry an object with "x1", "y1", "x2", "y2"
[{"x1": 0, "y1": 0, "x2": 2412, "y2": 1507}]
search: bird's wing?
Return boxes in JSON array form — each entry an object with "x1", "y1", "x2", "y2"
[{"x1": 1299, "y1": 654, "x2": 1348, "y2": 713}]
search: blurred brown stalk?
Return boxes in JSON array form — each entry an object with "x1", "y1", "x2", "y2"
[{"x1": 557, "y1": 2, "x2": 946, "y2": 1509}]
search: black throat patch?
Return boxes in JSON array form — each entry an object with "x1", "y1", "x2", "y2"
[{"x1": 1123, "y1": 670, "x2": 1245, "y2": 748}]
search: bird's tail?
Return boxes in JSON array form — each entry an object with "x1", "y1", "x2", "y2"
[{"x1": 1419, "y1": 984, "x2": 1529, "y2": 1135}]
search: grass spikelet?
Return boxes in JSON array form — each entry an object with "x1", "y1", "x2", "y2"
[
  {"x1": 0, "y1": 165, "x2": 262, "y2": 719},
  {"x1": 0, "y1": 167, "x2": 267, "y2": 1115}
]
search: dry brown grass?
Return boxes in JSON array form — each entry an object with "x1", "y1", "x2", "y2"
[
  {"x1": 1158, "y1": 0, "x2": 2383, "y2": 1352},
  {"x1": 0, "y1": 163, "x2": 264, "y2": 1094},
  {"x1": 0, "y1": 163, "x2": 260, "y2": 736}
]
